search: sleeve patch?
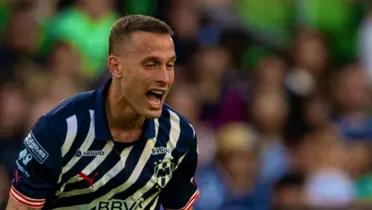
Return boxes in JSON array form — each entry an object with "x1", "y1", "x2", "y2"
[
  {"x1": 24, "y1": 132, "x2": 49, "y2": 164},
  {"x1": 10, "y1": 186, "x2": 46, "y2": 208}
]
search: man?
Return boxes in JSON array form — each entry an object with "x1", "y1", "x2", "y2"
[
  {"x1": 6, "y1": 15, "x2": 199, "y2": 210},
  {"x1": 272, "y1": 173, "x2": 305, "y2": 210}
]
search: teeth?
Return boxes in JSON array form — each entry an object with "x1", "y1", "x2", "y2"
[{"x1": 150, "y1": 90, "x2": 164, "y2": 95}]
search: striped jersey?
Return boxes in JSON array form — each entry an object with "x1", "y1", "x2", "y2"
[{"x1": 10, "y1": 79, "x2": 200, "y2": 210}]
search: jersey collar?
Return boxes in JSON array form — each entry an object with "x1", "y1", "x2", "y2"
[{"x1": 94, "y1": 79, "x2": 156, "y2": 142}]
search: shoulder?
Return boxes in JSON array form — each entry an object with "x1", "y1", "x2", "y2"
[
  {"x1": 161, "y1": 104, "x2": 197, "y2": 148},
  {"x1": 21, "y1": 90, "x2": 97, "y2": 167},
  {"x1": 36, "y1": 90, "x2": 96, "y2": 140},
  {"x1": 45, "y1": 90, "x2": 95, "y2": 120}
]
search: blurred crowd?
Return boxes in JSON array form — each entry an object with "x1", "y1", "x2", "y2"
[{"x1": 2, "y1": 0, "x2": 372, "y2": 209}]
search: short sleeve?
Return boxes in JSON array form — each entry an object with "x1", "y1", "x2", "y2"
[
  {"x1": 10, "y1": 116, "x2": 62, "y2": 208},
  {"x1": 160, "y1": 135, "x2": 200, "y2": 210}
]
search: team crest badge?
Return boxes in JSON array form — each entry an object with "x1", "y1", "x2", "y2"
[{"x1": 154, "y1": 160, "x2": 175, "y2": 188}]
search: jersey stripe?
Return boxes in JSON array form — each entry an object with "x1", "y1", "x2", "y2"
[
  {"x1": 166, "y1": 109, "x2": 182, "y2": 162},
  {"x1": 113, "y1": 114, "x2": 183, "y2": 210},
  {"x1": 85, "y1": 122, "x2": 160, "y2": 209},
  {"x1": 141, "y1": 190, "x2": 161, "y2": 209},
  {"x1": 58, "y1": 120, "x2": 159, "y2": 199},
  {"x1": 61, "y1": 115, "x2": 78, "y2": 157},
  {"x1": 190, "y1": 123, "x2": 196, "y2": 139},
  {"x1": 55, "y1": 140, "x2": 114, "y2": 196},
  {"x1": 154, "y1": 119, "x2": 159, "y2": 138},
  {"x1": 58, "y1": 144, "x2": 134, "y2": 197},
  {"x1": 53, "y1": 119, "x2": 156, "y2": 207},
  {"x1": 110, "y1": 119, "x2": 166, "y2": 201},
  {"x1": 149, "y1": 195, "x2": 160, "y2": 210},
  {"x1": 54, "y1": 134, "x2": 158, "y2": 210},
  {"x1": 58, "y1": 110, "x2": 95, "y2": 184},
  {"x1": 68, "y1": 141, "x2": 114, "y2": 185},
  {"x1": 60, "y1": 111, "x2": 92, "y2": 169}
]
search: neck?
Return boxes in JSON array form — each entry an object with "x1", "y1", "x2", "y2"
[{"x1": 106, "y1": 84, "x2": 145, "y2": 131}]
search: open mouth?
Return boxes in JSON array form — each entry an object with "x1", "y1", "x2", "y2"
[{"x1": 146, "y1": 89, "x2": 165, "y2": 108}]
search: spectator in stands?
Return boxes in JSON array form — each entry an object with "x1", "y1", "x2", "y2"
[
  {"x1": 192, "y1": 45, "x2": 248, "y2": 129},
  {"x1": 45, "y1": 0, "x2": 118, "y2": 79},
  {"x1": 195, "y1": 123, "x2": 270, "y2": 210},
  {"x1": 286, "y1": 28, "x2": 329, "y2": 98},
  {"x1": 167, "y1": 83, "x2": 216, "y2": 169},
  {"x1": 0, "y1": 0, "x2": 41, "y2": 80},
  {"x1": 24, "y1": 41, "x2": 86, "y2": 130},
  {"x1": 0, "y1": 81, "x2": 28, "y2": 185},
  {"x1": 253, "y1": 54, "x2": 286, "y2": 93},
  {"x1": 348, "y1": 142, "x2": 372, "y2": 203},
  {"x1": 303, "y1": 125, "x2": 355, "y2": 207},
  {"x1": 303, "y1": 91, "x2": 331, "y2": 130},
  {"x1": 168, "y1": 0, "x2": 200, "y2": 66},
  {"x1": 333, "y1": 65, "x2": 372, "y2": 141},
  {"x1": 250, "y1": 90, "x2": 290, "y2": 183},
  {"x1": 272, "y1": 172, "x2": 306, "y2": 210}
]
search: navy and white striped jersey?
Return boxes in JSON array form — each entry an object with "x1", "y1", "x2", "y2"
[{"x1": 10, "y1": 79, "x2": 200, "y2": 210}]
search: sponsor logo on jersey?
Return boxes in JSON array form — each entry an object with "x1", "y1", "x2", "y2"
[
  {"x1": 75, "y1": 150, "x2": 105, "y2": 157},
  {"x1": 18, "y1": 148, "x2": 33, "y2": 165},
  {"x1": 16, "y1": 148, "x2": 32, "y2": 178},
  {"x1": 97, "y1": 198, "x2": 144, "y2": 210},
  {"x1": 78, "y1": 172, "x2": 98, "y2": 188},
  {"x1": 151, "y1": 147, "x2": 170, "y2": 155},
  {"x1": 24, "y1": 132, "x2": 49, "y2": 164}
]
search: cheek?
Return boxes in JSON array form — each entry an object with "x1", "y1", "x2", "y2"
[
  {"x1": 123, "y1": 68, "x2": 144, "y2": 85},
  {"x1": 123, "y1": 70, "x2": 151, "y2": 96},
  {"x1": 120, "y1": 72, "x2": 137, "y2": 96},
  {"x1": 169, "y1": 70, "x2": 175, "y2": 84}
]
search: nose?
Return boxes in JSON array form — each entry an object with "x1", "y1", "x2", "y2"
[{"x1": 155, "y1": 68, "x2": 171, "y2": 86}]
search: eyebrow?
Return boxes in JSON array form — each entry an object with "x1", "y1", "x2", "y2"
[{"x1": 142, "y1": 55, "x2": 177, "y2": 63}]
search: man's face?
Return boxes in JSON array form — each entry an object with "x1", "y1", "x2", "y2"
[{"x1": 115, "y1": 32, "x2": 176, "y2": 119}]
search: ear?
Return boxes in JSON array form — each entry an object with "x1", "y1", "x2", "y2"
[{"x1": 108, "y1": 55, "x2": 122, "y2": 78}]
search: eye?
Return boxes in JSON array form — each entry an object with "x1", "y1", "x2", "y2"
[
  {"x1": 166, "y1": 64, "x2": 175, "y2": 69},
  {"x1": 144, "y1": 63, "x2": 157, "y2": 69}
]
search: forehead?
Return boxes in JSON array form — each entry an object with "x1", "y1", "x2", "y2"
[{"x1": 127, "y1": 32, "x2": 175, "y2": 58}]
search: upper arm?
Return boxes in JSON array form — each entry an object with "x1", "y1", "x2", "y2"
[
  {"x1": 161, "y1": 132, "x2": 200, "y2": 210},
  {"x1": 6, "y1": 195, "x2": 41, "y2": 210},
  {"x1": 8, "y1": 116, "x2": 63, "y2": 209}
]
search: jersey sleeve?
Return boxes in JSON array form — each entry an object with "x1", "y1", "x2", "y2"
[
  {"x1": 160, "y1": 135, "x2": 200, "y2": 210},
  {"x1": 10, "y1": 116, "x2": 63, "y2": 208}
]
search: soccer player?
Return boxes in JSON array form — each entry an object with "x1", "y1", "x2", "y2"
[{"x1": 6, "y1": 15, "x2": 199, "y2": 210}]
